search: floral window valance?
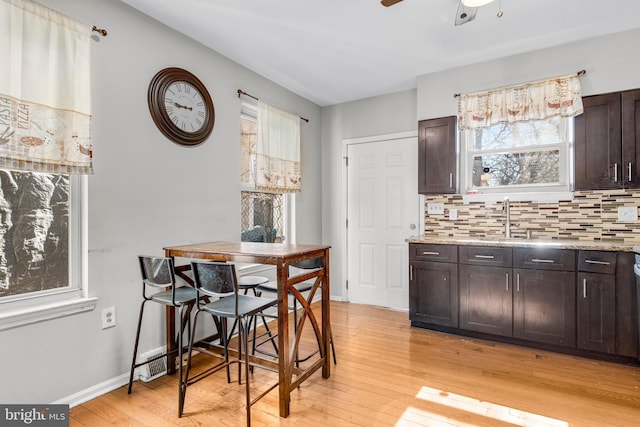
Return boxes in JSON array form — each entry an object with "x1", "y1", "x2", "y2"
[
  {"x1": 0, "y1": 0, "x2": 93, "y2": 175},
  {"x1": 255, "y1": 101, "x2": 301, "y2": 193},
  {"x1": 457, "y1": 74, "x2": 584, "y2": 130}
]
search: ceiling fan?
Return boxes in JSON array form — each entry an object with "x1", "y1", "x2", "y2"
[{"x1": 381, "y1": 0, "x2": 501, "y2": 26}]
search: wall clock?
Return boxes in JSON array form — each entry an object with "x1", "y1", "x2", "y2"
[{"x1": 147, "y1": 67, "x2": 214, "y2": 146}]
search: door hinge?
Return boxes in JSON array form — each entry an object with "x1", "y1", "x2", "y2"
[
  {"x1": 345, "y1": 218, "x2": 348, "y2": 228},
  {"x1": 343, "y1": 156, "x2": 349, "y2": 167},
  {"x1": 345, "y1": 279, "x2": 349, "y2": 290}
]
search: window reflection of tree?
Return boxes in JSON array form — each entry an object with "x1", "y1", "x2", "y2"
[{"x1": 470, "y1": 118, "x2": 561, "y2": 188}]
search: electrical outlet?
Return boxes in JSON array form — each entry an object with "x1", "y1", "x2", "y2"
[
  {"x1": 101, "y1": 306, "x2": 116, "y2": 329},
  {"x1": 449, "y1": 208, "x2": 458, "y2": 220},
  {"x1": 618, "y1": 206, "x2": 638, "y2": 222},
  {"x1": 427, "y1": 202, "x2": 445, "y2": 215}
]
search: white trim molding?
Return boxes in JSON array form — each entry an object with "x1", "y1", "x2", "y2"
[{"x1": 0, "y1": 296, "x2": 97, "y2": 331}]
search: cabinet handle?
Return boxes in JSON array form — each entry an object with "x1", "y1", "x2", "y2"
[
  {"x1": 584, "y1": 259, "x2": 610, "y2": 266},
  {"x1": 629, "y1": 162, "x2": 633, "y2": 182},
  {"x1": 614, "y1": 163, "x2": 618, "y2": 182},
  {"x1": 583, "y1": 278, "x2": 587, "y2": 299},
  {"x1": 449, "y1": 173, "x2": 453, "y2": 188},
  {"x1": 531, "y1": 258, "x2": 554, "y2": 264},
  {"x1": 423, "y1": 251, "x2": 440, "y2": 256},
  {"x1": 410, "y1": 264, "x2": 413, "y2": 281},
  {"x1": 516, "y1": 273, "x2": 520, "y2": 292},
  {"x1": 475, "y1": 255, "x2": 495, "y2": 259},
  {"x1": 505, "y1": 273, "x2": 509, "y2": 291}
]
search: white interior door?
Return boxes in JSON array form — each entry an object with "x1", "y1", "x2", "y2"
[{"x1": 346, "y1": 136, "x2": 419, "y2": 310}]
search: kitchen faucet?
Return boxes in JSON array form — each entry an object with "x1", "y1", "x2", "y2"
[{"x1": 503, "y1": 196, "x2": 511, "y2": 238}]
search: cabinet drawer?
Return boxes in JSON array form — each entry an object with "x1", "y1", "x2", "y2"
[
  {"x1": 513, "y1": 247, "x2": 575, "y2": 271},
  {"x1": 410, "y1": 244, "x2": 457, "y2": 263},
  {"x1": 459, "y1": 246, "x2": 512, "y2": 267},
  {"x1": 577, "y1": 251, "x2": 617, "y2": 274}
]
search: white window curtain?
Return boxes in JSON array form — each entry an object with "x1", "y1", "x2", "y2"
[
  {"x1": 458, "y1": 74, "x2": 584, "y2": 130},
  {"x1": 255, "y1": 101, "x2": 301, "y2": 193},
  {"x1": 0, "y1": 0, "x2": 93, "y2": 174}
]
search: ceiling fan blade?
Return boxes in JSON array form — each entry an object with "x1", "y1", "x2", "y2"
[
  {"x1": 381, "y1": 0, "x2": 404, "y2": 7},
  {"x1": 455, "y1": 1, "x2": 478, "y2": 26}
]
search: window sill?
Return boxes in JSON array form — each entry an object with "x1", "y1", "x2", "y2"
[
  {"x1": 462, "y1": 191, "x2": 574, "y2": 204},
  {"x1": 0, "y1": 296, "x2": 97, "y2": 331}
]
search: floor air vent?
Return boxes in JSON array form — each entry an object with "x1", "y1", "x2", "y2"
[{"x1": 139, "y1": 350, "x2": 167, "y2": 382}]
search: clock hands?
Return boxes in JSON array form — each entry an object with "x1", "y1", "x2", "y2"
[{"x1": 173, "y1": 102, "x2": 193, "y2": 111}]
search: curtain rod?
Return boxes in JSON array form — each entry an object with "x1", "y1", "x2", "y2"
[
  {"x1": 452, "y1": 69, "x2": 586, "y2": 98},
  {"x1": 92, "y1": 26, "x2": 107, "y2": 37},
  {"x1": 237, "y1": 89, "x2": 309, "y2": 123}
]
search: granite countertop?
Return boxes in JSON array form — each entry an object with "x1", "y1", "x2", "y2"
[{"x1": 408, "y1": 236, "x2": 640, "y2": 253}]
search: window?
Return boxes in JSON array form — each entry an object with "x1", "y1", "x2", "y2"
[
  {"x1": 0, "y1": 172, "x2": 92, "y2": 331},
  {"x1": 240, "y1": 105, "x2": 288, "y2": 243},
  {"x1": 0, "y1": 171, "x2": 69, "y2": 298},
  {"x1": 461, "y1": 116, "x2": 573, "y2": 196}
]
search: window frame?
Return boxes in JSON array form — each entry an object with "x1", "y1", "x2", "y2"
[
  {"x1": 240, "y1": 101, "x2": 295, "y2": 244},
  {"x1": 460, "y1": 116, "x2": 574, "y2": 203},
  {"x1": 0, "y1": 174, "x2": 95, "y2": 331}
]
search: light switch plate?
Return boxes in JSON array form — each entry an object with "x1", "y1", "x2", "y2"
[
  {"x1": 618, "y1": 206, "x2": 637, "y2": 222},
  {"x1": 427, "y1": 202, "x2": 445, "y2": 215}
]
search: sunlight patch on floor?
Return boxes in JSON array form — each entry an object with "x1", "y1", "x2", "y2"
[
  {"x1": 401, "y1": 385, "x2": 569, "y2": 427},
  {"x1": 396, "y1": 406, "x2": 478, "y2": 427}
]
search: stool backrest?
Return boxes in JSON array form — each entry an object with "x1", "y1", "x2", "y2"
[
  {"x1": 290, "y1": 257, "x2": 323, "y2": 270},
  {"x1": 138, "y1": 255, "x2": 179, "y2": 304},
  {"x1": 191, "y1": 261, "x2": 237, "y2": 299}
]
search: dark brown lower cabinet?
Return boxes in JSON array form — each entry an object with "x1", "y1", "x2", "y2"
[
  {"x1": 409, "y1": 243, "x2": 639, "y2": 364},
  {"x1": 577, "y1": 272, "x2": 616, "y2": 353},
  {"x1": 459, "y1": 264, "x2": 512, "y2": 337},
  {"x1": 409, "y1": 261, "x2": 458, "y2": 327},
  {"x1": 513, "y1": 268, "x2": 576, "y2": 347}
]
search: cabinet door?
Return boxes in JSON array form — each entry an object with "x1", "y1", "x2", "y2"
[
  {"x1": 409, "y1": 261, "x2": 458, "y2": 327},
  {"x1": 574, "y1": 92, "x2": 621, "y2": 190},
  {"x1": 459, "y1": 264, "x2": 512, "y2": 337},
  {"x1": 418, "y1": 116, "x2": 456, "y2": 194},
  {"x1": 577, "y1": 272, "x2": 616, "y2": 353},
  {"x1": 622, "y1": 89, "x2": 640, "y2": 188},
  {"x1": 613, "y1": 252, "x2": 638, "y2": 358},
  {"x1": 513, "y1": 269, "x2": 576, "y2": 347}
]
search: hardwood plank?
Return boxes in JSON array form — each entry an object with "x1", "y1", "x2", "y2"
[{"x1": 71, "y1": 301, "x2": 640, "y2": 427}]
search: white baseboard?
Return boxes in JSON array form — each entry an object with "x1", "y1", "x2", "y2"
[
  {"x1": 52, "y1": 345, "x2": 169, "y2": 408},
  {"x1": 52, "y1": 372, "x2": 130, "y2": 408}
]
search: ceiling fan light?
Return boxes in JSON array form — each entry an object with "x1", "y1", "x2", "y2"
[{"x1": 462, "y1": 0, "x2": 495, "y2": 7}]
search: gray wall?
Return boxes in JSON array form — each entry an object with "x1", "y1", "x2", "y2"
[
  {"x1": 417, "y1": 28, "x2": 640, "y2": 120},
  {"x1": 0, "y1": 0, "x2": 322, "y2": 404}
]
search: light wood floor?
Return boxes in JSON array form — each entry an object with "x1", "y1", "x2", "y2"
[{"x1": 70, "y1": 301, "x2": 640, "y2": 426}]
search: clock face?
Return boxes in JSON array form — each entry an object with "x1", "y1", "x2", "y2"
[
  {"x1": 148, "y1": 67, "x2": 215, "y2": 146},
  {"x1": 164, "y1": 81, "x2": 207, "y2": 133}
]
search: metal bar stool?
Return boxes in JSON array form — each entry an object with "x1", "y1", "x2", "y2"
[
  {"x1": 128, "y1": 256, "x2": 199, "y2": 417},
  {"x1": 181, "y1": 261, "x2": 279, "y2": 426}
]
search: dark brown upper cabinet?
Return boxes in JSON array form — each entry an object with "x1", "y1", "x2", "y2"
[
  {"x1": 418, "y1": 116, "x2": 457, "y2": 194},
  {"x1": 574, "y1": 89, "x2": 640, "y2": 190}
]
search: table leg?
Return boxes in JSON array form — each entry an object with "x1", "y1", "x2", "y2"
[
  {"x1": 322, "y1": 250, "x2": 331, "y2": 378},
  {"x1": 165, "y1": 305, "x2": 176, "y2": 375},
  {"x1": 277, "y1": 261, "x2": 291, "y2": 418}
]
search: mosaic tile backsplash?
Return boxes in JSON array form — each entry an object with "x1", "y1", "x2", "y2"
[{"x1": 424, "y1": 190, "x2": 640, "y2": 244}]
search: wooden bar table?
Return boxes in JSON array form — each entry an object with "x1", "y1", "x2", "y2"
[{"x1": 163, "y1": 241, "x2": 331, "y2": 418}]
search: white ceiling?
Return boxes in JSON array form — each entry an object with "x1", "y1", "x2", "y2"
[{"x1": 119, "y1": 0, "x2": 640, "y2": 106}]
